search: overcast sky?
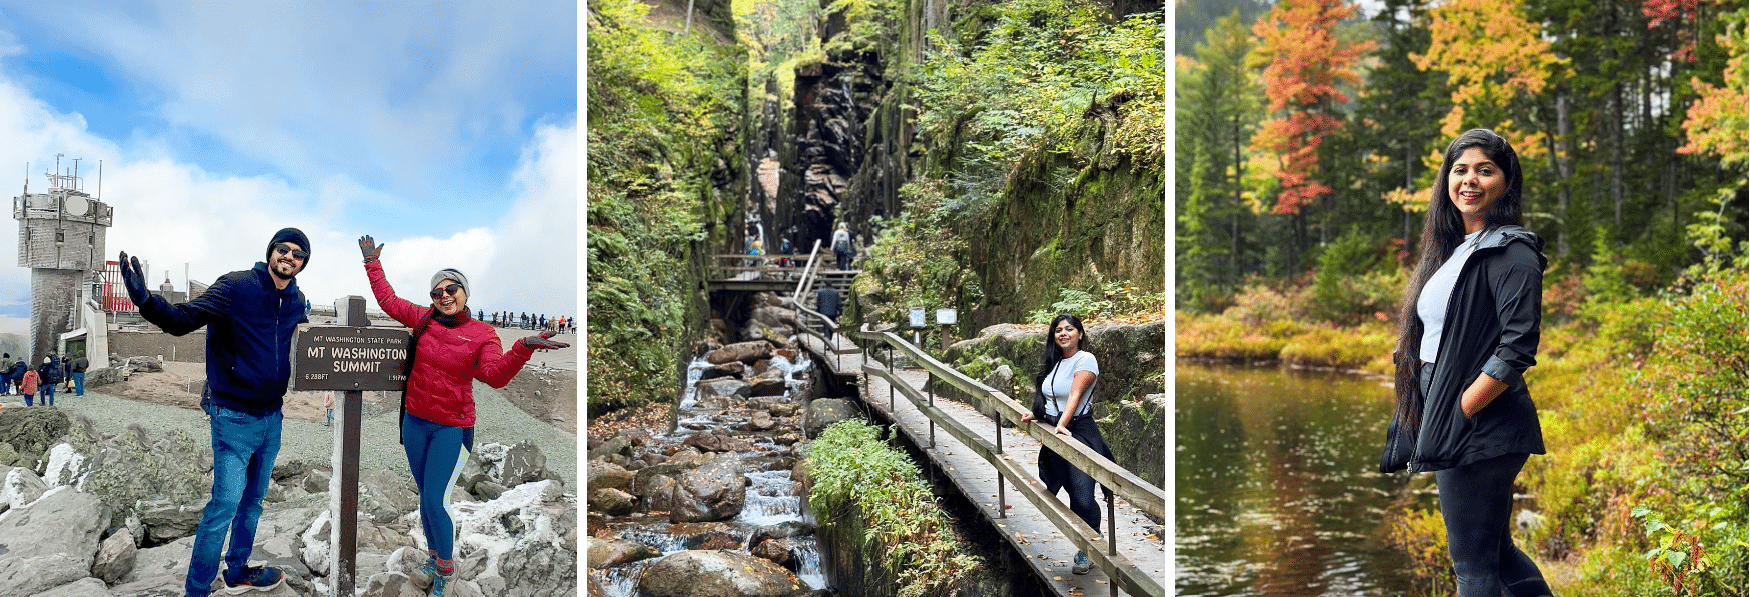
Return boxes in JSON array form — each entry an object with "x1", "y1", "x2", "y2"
[{"x1": 0, "y1": 1, "x2": 576, "y2": 336}]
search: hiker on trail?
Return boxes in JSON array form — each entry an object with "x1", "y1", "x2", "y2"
[
  {"x1": 831, "y1": 223, "x2": 852, "y2": 271},
  {"x1": 70, "y1": 354, "x2": 88, "y2": 396},
  {"x1": 1019, "y1": 313, "x2": 1115, "y2": 576},
  {"x1": 0, "y1": 353, "x2": 11, "y2": 395},
  {"x1": 357, "y1": 235, "x2": 568, "y2": 596},
  {"x1": 324, "y1": 391, "x2": 335, "y2": 427},
  {"x1": 120, "y1": 227, "x2": 311, "y2": 596},
  {"x1": 778, "y1": 237, "x2": 792, "y2": 269},
  {"x1": 7, "y1": 360, "x2": 26, "y2": 398},
  {"x1": 18, "y1": 365, "x2": 38, "y2": 407},
  {"x1": 815, "y1": 286, "x2": 842, "y2": 341},
  {"x1": 37, "y1": 356, "x2": 60, "y2": 407},
  {"x1": 1378, "y1": 129, "x2": 1551, "y2": 597}
]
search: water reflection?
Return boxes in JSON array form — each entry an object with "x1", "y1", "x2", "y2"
[{"x1": 1176, "y1": 362, "x2": 1420, "y2": 596}]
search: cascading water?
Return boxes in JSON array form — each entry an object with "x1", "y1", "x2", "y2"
[{"x1": 592, "y1": 350, "x2": 827, "y2": 596}]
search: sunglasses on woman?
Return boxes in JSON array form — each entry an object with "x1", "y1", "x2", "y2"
[
  {"x1": 430, "y1": 284, "x2": 464, "y2": 300},
  {"x1": 273, "y1": 242, "x2": 309, "y2": 260}
]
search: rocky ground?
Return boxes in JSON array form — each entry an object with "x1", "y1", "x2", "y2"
[
  {"x1": 0, "y1": 405, "x2": 576, "y2": 597},
  {"x1": 586, "y1": 297, "x2": 857, "y2": 597}
]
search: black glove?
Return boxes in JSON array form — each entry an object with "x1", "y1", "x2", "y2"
[
  {"x1": 518, "y1": 330, "x2": 569, "y2": 351},
  {"x1": 117, "y1": 251, "x2": 149, "y2": 305},
  {"x1": 358, "y1": 235, "x2": 385, "y2": 261}
]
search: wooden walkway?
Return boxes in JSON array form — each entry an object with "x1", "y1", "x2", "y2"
[{"x1": 800, "y1": 333, "x2": 1166, "y2": 597}]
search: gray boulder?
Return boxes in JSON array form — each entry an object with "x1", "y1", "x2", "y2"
[
  {"x1": 360, "y1": 571, "x2": 426, "y2": 597},
  {"x1": 499, "y1": 441, "x2": 548, "y2": 487},
  {"x1": 802, "y1": 399, "x2": 858, "y2": 438},
  {"x1": 588, "y1": 487, "x2": 636, "y2": 516},
  {"x1": 119, "y1": 536, "x2": 194, "y2": 585},
  {"x1": 695, "y1": 378, "x2": 750, "y2": 400},
  {"x1": 698, "y1": 361, "x2": 745, "y2": 380},
  {"x1": 705, "y1": 341, "x2": 773, "y2": 365},
  {"x1": 669, "y1": 453, "x2": 745, "y2": 523},
  {"x1": 359, "y1": 469, "x2": 420, "y2": 522},
  {"x1": 498, "y1": 535, "x2": 574, "y2": 597},
  {"x1": 29, "y1": 577, "x2": 111, "y2": 597},
  {"x1": 90, "y1": 527, "x2": 139, "y2": 585},
  {"x1": 587, "y1": 435, "x2": 631, "y2": 462},
  {"x1": 630, "y1": 464, "x2": 681, "y2": 513},
  {"x1": 585, "y1": 537, "x2": 660, "y2": 568},
  {"x1": 586, "y1": 461, "x2": 633, "y2": 491},
  {"x1": 0, "y1": 487, "x2": 106, "y2": 596},
  {"x1": 137, "y1": 498, "x2": 202, "y2": 544},
  {"x1": 636, "y1": 550, "x2": 801, "y2": 597},
  {"x1": 0, "y1": 466, "x2": 47, "y2": 514}
]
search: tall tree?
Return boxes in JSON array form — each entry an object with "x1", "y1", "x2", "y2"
[
  {"x1": 1247, "y1": 0, "x2": 1374, "y2": 274},
  {"x1": 1178, "y1": 11, "x2": 1263, "y2": 306}
]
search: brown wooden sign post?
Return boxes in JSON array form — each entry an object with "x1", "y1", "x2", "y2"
[{"x1": 291, "y1": 296, "x2": 410, "y2": 597}]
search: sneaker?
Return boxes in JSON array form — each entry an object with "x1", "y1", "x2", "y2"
[
  {"x1": 409, "y1": 559, "x2": 438, "y2": 590},
  {"x1": 1071, "y1": 551, "x2": 1091, "y2": 575},
  {"x1": 431, "y1": 573, "x2": 453, "y2": 596},
  {"x1": 221, "y1": 565, "x2": 285, "y2": 593}
]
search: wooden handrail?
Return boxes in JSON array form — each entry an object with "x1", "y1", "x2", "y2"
[
  {"x1": 860, "y1": 363, "x2": 1164, "y2": 597},
  {"x1": 849, "y1": 330, "x2": 1166, "y2": 519}
]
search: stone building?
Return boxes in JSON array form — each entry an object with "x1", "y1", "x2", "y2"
[{"x1": 13, "y1": 157, "x2": 113, "y2": 366}]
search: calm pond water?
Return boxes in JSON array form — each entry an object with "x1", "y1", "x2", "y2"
[{"x1": 1176, "y1": 362, "x2": 1422, "y2": 596}]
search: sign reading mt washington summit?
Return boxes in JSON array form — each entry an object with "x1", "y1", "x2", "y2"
[{"x1": 292, "y1": 325, "x2": 412, "y2": 391}]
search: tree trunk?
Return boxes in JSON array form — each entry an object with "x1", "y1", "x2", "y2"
[{"x1": 1556, "y1": 92, "x2": 1573, "y2": 259}]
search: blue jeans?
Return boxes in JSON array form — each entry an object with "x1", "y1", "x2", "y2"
[
  {"x1": 40, "y1": 383, "x2": 54, "y2": 406},
  {"x1": 72, "y1": 372, "x2": 84, "y2": 396},
  {"x1": 186, "y1": 402, "x2": 282, "y2": 597},
  {"x1": 402, "y1": 413, "x2": 472, "y2": 560}
]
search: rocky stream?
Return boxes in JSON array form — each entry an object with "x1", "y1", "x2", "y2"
[{"x1": 586, "y1": 296, "x2": 858, "y2": 597}]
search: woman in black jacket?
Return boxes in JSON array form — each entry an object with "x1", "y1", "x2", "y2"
[{"x1": 1380, "y1": 128, "x2": 1551, "y2": 596}]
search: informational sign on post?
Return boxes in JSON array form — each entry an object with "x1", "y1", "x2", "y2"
[
  {"x1": 936, "y1": 308, "x2": 957, "y2": 353},
  {"x1": 292, "y1": 326, "x2": 412, "y2": 391},
  {"x1": 291, "y1": 297, "x2": 410, "y2": 597}
]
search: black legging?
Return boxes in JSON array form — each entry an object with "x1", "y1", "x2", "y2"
[
  {"x1": 1423, "y1": 367, "x2": 1551, "y2": 596},
  {"x1": 1038, "y1": 415, "x2": 1110, "y2": 535}
]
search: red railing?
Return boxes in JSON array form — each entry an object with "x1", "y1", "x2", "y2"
[{"x1": 102, "y1": 261, "x2": 136, "y2": 312}]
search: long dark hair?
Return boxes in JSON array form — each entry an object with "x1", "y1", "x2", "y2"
[
  {"x1": 1392, "y1": 128, "x2": 1526, "y2": 435},
  {"x1": 1033, "y1": 313, "x2": 1090, "y2": 389}
]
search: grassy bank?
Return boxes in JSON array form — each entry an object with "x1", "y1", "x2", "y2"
[
  {"x1": 1178, "y1": 254, "x2": 1748, "y2": 595},
  {"x1": 805, "y1": 420, "x2": 983, "y2": 596}
]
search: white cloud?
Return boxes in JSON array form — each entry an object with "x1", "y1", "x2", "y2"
[
  {"x1": 4, "y1": 1, "x2": 575, "y2": 206},
  {"x1": 0, "y1": 61, "x2": 577, "y2": 338}
]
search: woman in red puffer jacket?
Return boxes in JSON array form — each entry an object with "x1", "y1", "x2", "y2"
[{"x1": 356, "y1": 235, "x2": 568, "y2": 596}]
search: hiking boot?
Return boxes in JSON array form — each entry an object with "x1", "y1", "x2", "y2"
[
  {"x1": 431, "y1": 572, "x2": 453, "y2": 596},
  {"x1": 1072, "y1": 551, "x2": 1091, "y2": 575},
  {"x1": 221, "y1": 565, "x2": 285, "y2": 593},
  {"x1": 410, "y1": 558, "x2": 438, "y2": 590}
]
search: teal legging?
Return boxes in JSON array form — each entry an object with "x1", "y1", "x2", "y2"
[{"x1": 401, "y1": 413, "x2": 473, "y2": 560}]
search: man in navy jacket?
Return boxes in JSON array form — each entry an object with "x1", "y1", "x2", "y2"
[{"x1": 122, "y1": 228, "x2": 311, "y2": 597}]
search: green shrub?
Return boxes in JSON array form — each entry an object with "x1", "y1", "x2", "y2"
[{"x1": 808, "y1": 421, "x2": 982, "y2": 597}]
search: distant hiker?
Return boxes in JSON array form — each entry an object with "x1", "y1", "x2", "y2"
[
  {"x1": 816, "y1": 286, "x2": 842, "y2": 340},
  {"x1": 37, "y1": 356, "x2": 60, "y2": 407},
  {"x1": 832, "y1": 223, "x2": 853, "y2": 271},
  {"x1": 778, "y1": 237, "x2": 792, "y2": 268},
  {"x1": 7, "y1": 360, "x2": 26, "y2": 397},
  {"x1": 120, "y1": 227, "x2": 312, "y2": 595},
  {"x1": 0, "y1": 353, "x2": 11, "y2": 395},
  {"x1": 1019, "y1": 313, "x2": 1113, "y2": 576},
  {"x1": 324, "y1": 391, "x2": 335, "y2": 427},
  {"x1": 70, "y1": 354, "x2": 88, "y2": 396},
  {"x1": 18, "y1": 366, "x2": 38, "y2": 407},
  {"x1": 749, "y1": 240, "x2": 764, "y2": 270},
  {"x1": 358, "y1": 235, "x2": 568, "y2": 596}
]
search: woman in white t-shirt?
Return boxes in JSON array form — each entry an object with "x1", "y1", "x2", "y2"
[{"x1": 1020, "y1": 312, "x2": 1114, "y2": 575}]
